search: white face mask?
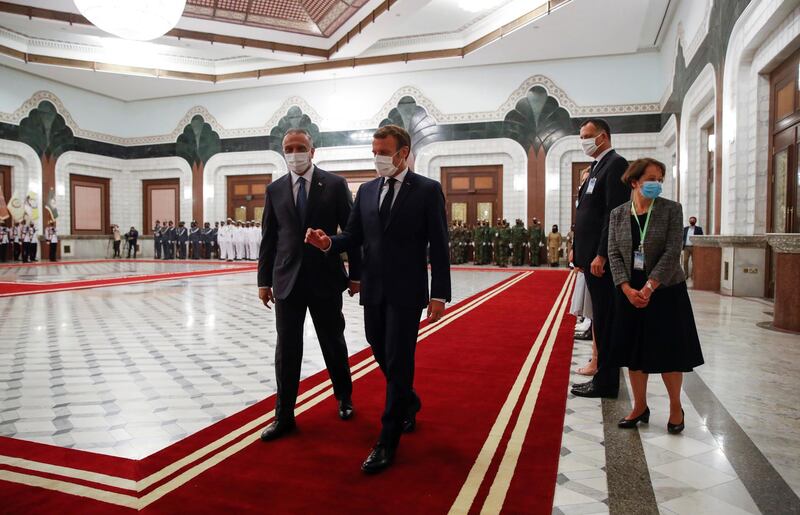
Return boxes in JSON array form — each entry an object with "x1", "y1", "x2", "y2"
[
  {"x1": 375, "y1": 152, "x2": 400, "y2": 177},
  {"x1": 285, "y1": 152, "x2": 311, "y2": 174},
  {"x1": 580, "y1": 135, "x2": 600, "y2": 157}
]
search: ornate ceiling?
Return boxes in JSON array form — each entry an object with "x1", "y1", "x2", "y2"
[{"x1": 183, "y1": 0, "x2": 369, "y2": 37}]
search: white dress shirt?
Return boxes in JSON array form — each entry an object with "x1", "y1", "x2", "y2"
[
  {"x1": 685, "y1": 226, "x2": 696, "y2": 246},
  {"x1": 379, "y1": 168, "x2": 409, "y2": 209},
  {"x1": 592, "y1": 147, "x2": 614, "y2": 170}
]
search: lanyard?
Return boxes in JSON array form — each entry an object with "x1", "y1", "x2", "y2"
[{"x1": 631, "y1": 200, "x2": 654, "y2": 251}]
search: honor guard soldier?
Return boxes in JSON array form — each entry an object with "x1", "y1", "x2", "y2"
[
  {"x1": 202, "y1": 222, "x2": 213, "y2": 259},
  {"x1": 511, "y1": 219, "x2": 528, "y2": 266},
  {"x1": 163, "y1": 221, "x2": 176, "y2": 259},
  {"x1": 153, "y1": 220, "x2": 163, "y2": 259},
  {"x1": 176, "y1": 221, "x2": 189, "y2": 259},
  {"x1": 529, "y1": 218, "x2": 545, "y2": 266},
  {"x1": 189, "y1": 221, "x2": 201, "y2": 259},
  {"x1": 11, "y1": 221, "x2": 22, "y2": 261},
  {"x1": 548, "y1": 224, "x2": 563, "y2": 267}
]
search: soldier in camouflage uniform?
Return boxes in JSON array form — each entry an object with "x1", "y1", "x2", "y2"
[
  {"x1": 454, "y1": 221, "x2": 467, "y2": 264},
  {"x1": 448, "y1": 222, "x2": 456, "y2": 264},
  {"x1": 529, "y1": 217, "x2": 545, "y2": 266},
  {"x1": 493, "y1": 219, "x2": 511, "y2": 267},
  {"x1": 510, "y1": 219, "x2": 528, "y2": 266}
]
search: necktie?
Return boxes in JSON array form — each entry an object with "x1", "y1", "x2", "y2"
[
  {"x1": 379, "y1": 178, "x2": 397, "y2": 228},
  {"x1": 296, "y1": 176, "x2": 307, "y2": 225}
]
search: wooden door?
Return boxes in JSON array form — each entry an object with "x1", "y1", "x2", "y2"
[
  {"x1": 227, "y1": 174, "x2": 271, "y2": 222},
  {"x1": 70, "y1": 174, "x2": 110, "y2": 235},
  {"x1": 143, "y1": 178, "x2": 179, "y2": 234},
  {"x1": 336, "y1": 170, "x2": 376, "y2": 198},
  {"x1": 441, "y1": 166, "x2": 502, "y2": 227}
]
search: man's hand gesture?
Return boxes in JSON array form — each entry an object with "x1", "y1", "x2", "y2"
[{"x1": 305, "y1": 228, "x2": 331, "y2": 251}]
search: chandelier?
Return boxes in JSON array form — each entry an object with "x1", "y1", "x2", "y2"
[{"x1": 73, "y1": 0, "x2": 187, "y2": 41}]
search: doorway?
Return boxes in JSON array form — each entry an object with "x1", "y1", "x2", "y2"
[
  {"x1": 767, "y1": 48, "x2": 800, "y2": 297},
  {"x1": 227, "y1": 174, "x2": 271, "y2": 223},
  {"x1": 441, "y1": 166, "x2": 502, "y2": 226}
]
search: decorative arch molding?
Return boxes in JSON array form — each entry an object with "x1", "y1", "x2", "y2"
[
  {"x1": 415, "y1": 138, "x2": 528, "y2": 223},
  {"x1": 0, "y1": 74, "x2": 664, "y2": 150},
  {"x1": 546, "y1": 133, "x2": 668, "y2": 236},
  {"x1": 658, "y1": 0, "x2": 714, "y2": 108},
  {"x1": 679, "y1": 63, "x2": 717, "y2": 221},
  {"x1": 203, "y1": 150, "x2": 286, "y2": 223}
]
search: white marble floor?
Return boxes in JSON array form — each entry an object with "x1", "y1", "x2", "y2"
[
  {"x1": 0, "y1": 265, "x2": 513, "y2": 459},
  {"x1": 553, "y1": 287, "x2": 800, "y2": 515},
  {"x1": 0, "y1": 260, "x2": 249, "y2": 283}
]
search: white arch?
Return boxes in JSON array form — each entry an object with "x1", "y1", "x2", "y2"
[
  {"x1": 56, "y1": 152, "x2": 192, "y2": 233},
  {"x1": 678, "y1": 62, "x2": 717, "y2": 227},
  {"x1": 0, "y1": 138, "x2": 43, "y2": 233},
  {"x1": 415, "y1": 138, "x2": 528, "y2": 223},
  {"x1": 203, "y1": 150, "x2": 286, "y2": 222},
  {"x1": 721, "y1": 0, "x2": 800, "y2": 235},
  {"x1": 546, "y1": 133, "x2": 669, "y2": 234}
]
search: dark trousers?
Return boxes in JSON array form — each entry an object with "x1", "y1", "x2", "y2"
[
  {"x1": 177, "y1": 242, "x2": 187, "y2": 259},
  {"x1": 0, "y1": 243, "x2": 7, "y2": 262},
  {"x1": 154, "y1": 239, "x2": 162, "y2": 259},
  {"x1": 49, "y1": 242, "x2": 57, "y2": 261},
  {"x1": 163, "y1": 241, "x2": 174, "y2": 259},
  {"x1": 191, "y1": 241, "x2": 201, "y2": 259},
  {"x1": 273, "y1": 287, "x2": 353, "y2": 422},
  {"x1": 584, "y1": 267, "x2": 620, "y2": 393},
  {"x1": 113, "y1": 241, "x2": 121, "y2": 257},
  {"x1": 13, "y1": 242, "x2": 21, "y2": 261},
  {"x1": 127, "y1": 241, "x2": 137, "y2": 258},
  {"x1": 23, "y1": 242, "x2": 35, "y2": 262},
  {"x1": 364, "y1": 303, "x2": 423, "y2": 448}
]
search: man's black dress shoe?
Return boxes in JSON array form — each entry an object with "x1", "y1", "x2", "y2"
[
  {"x1": 571, "y1": 380, "x2": 593, "y2": 391},
  {"x1": 618, "y1": 407, "x2": 650, "y2": 428},
  {"x1": 402, "y1": 397, "x2": 422, "y2": 433},
  {"x1": 570, "y1": 384, "x2": 618, "y2": 399},
  {"x1": 361, "y1": 444, "x2": 395, "y2": 474},
  {"x1": 260, "y1": 420, "x2": 296, "y2": 442},
  {"x1": 338, "y1": 399, "x2": 354, "y2": 420}
]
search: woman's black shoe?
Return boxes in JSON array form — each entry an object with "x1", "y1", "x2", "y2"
[
  {"x1": 667, "y1": 409, "x2": 685, "y2": 434},
  {"x1": 618, "y1": 407, "x2": 650, "y2": 428}
]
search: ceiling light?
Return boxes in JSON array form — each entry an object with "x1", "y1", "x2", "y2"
[
  {"x1": 459, "y1": 0, "x2": 505, "y2": 13},
  {"x1": 73, "y1": 0, "x2": 186, "y2": 41}
]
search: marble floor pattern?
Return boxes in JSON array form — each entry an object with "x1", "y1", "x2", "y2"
[
  {"x1": 0, "y1": 260, "x2": 251, "y2": 283},
  {"x1": 553, "y1": 288, "x2": 800, "y2": 515},
  {"x1": 0, "y1": 266, "x2": 513, "y2": 459}
]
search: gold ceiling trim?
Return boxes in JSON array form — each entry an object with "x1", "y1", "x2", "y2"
[{"x1": 0, "y1": 1, "x2": 570, "y2": 83}]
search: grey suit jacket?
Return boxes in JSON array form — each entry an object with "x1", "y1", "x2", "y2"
[{"x1": 608, "y1": 197, "x2": 686, "y2": 288}]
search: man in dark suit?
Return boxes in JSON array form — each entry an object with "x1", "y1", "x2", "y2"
[
  {"x1": 306, "y1": 124, "x2": 451, "y2": 474},
  {"x1": 682, "y1": 216, "x2": 703, "y2": 278},
  {"x1": 257, "y1": 128, "x2": 362, "y2": 442},
  {"x1": 570, "y1": 119, "x2": 630, "y2": 399}
]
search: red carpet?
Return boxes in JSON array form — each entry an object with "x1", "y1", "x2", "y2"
[{"x1": 0, "y1": 270, "x2": 576, "y2": 514}]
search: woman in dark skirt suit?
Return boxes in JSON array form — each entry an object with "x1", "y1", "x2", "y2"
[{"x1": 607, "y1": 158, "x2": 703, "y2": 434}]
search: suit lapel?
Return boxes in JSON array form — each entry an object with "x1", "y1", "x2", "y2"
[
  {"x1": 281, "y1": 174, "x2": 301, "y2": 228},
  {"x1": 385, "y1": 171, "x2": 414, "y2": 231},
  {"x1": 304, "y1": 167, "x2": 325, "y2": 228}
]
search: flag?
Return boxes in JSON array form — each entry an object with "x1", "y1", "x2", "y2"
[
  {"x1": 45, "y1": 187, "x2": 58, "y2": 220},
  {"x1": 0, "y1": 186, "x2": 8, "y2": 221},
  {"x1": 7, "y1": 191, "x2": 24, "y2": 221}
]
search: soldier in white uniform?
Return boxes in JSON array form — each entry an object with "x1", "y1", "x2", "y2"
[
  {"x1": 11, "y1": 222, "x2": 22, "y2": 261},
  {"x1": 220, "y1": 218, "x2": 234, "y2": 261},
  {"x1": 234, "y1": 220, "x2": 245, "y2": 260}
]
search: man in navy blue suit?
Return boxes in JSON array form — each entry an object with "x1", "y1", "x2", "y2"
[{"x1": 306, "y1": 124, "x2": 451, "y2": 474}]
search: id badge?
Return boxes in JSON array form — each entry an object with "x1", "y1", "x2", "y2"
[
  {"x1": 586, "y1": 177, "x2": 597, "y2": 194},
  {"x1": 633, "y1": 250, "x2": 645, "y2": 271}
]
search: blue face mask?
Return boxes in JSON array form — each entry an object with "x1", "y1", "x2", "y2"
[{"x1": 640, "y1": 181, "x2": 662, "y2": 199}]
